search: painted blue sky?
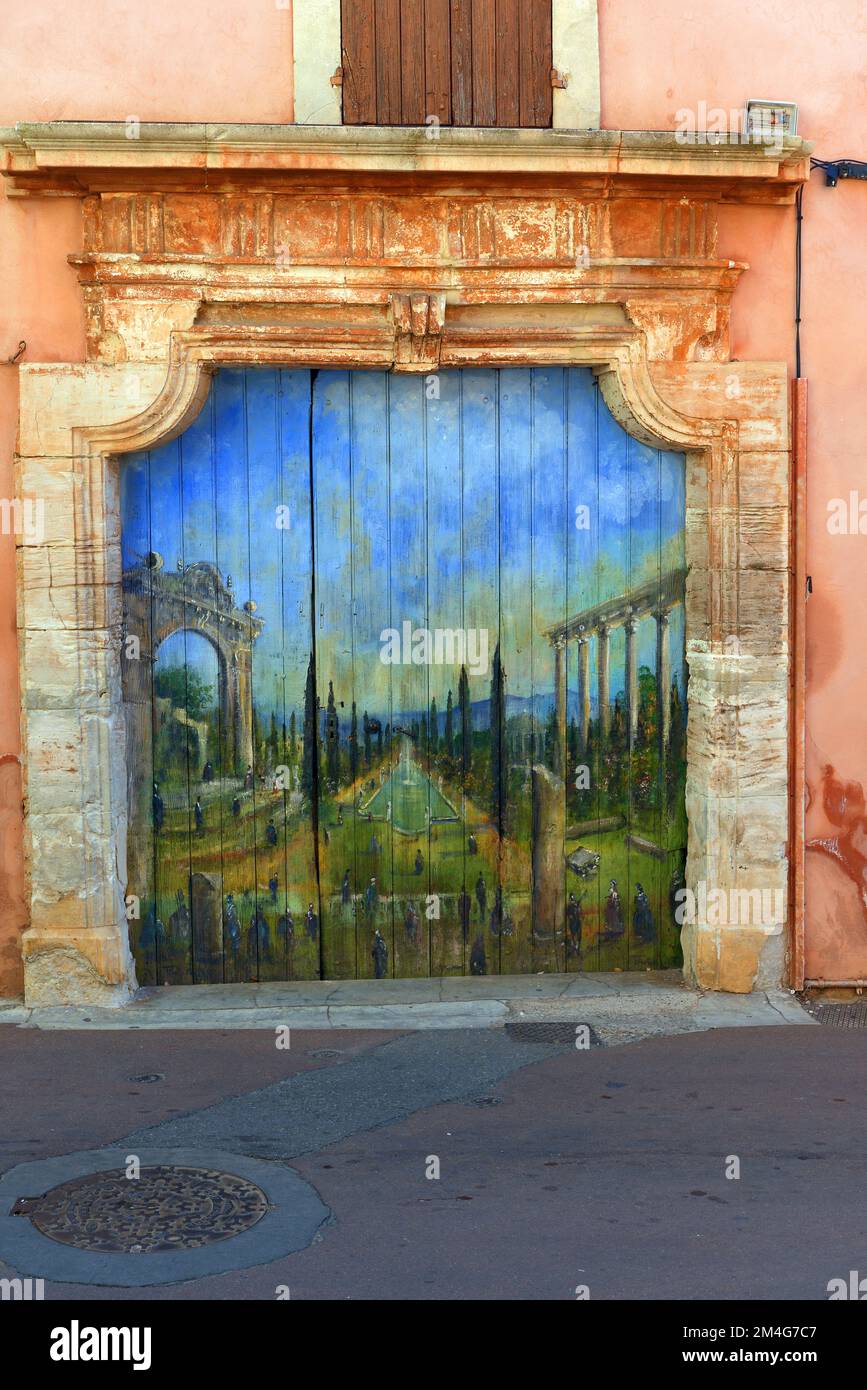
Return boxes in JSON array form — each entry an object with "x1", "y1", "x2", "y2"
[{"x1": 120, "y1": 367, "x2": 686, "y2": 727}]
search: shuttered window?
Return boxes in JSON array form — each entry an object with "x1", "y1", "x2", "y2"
[{"x1": 341, "y1": 0, "x2": 553, "y2": 128}]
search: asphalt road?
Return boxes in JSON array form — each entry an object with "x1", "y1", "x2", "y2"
[{"x1": 0, "y1": 1023, "x2": 864, "y2": 1300}]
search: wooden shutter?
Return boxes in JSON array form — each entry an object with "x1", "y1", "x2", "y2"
[{"x1": 341, "y1": 0, "x2": 553, "y2": 127}]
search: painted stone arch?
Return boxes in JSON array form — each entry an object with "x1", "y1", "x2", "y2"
[{"x1": 123, "y1": 554, "x2": 263, "y2": 778}]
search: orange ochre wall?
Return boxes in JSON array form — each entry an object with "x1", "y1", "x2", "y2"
[{"x1": 1, "y1": 1, "x2": 865, "y2": 992}]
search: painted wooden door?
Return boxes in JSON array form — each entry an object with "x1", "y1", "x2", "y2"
[{"x1": 121, "y1": 366, "x2": 686, "y2": 983}]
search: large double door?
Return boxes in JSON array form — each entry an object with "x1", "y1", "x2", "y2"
[{"x1": 121, "y1": 367, "x2": 687, "y2": 983}]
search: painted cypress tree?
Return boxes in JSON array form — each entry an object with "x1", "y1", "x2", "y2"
[
  {"x1": 363, "y1": 710, "x2": 372, "y2": 768},
  {"x1": 325, "y1": 680, "x2": 340, "y2": 789},
  {"x1": 489, "y1": 642, "x2": 508, "y2": 834},
  {"x1": 458, "y1": 665, "x2": 471, "y2": 779},
  {"x1": 349, "y1": 700, "x2": 359, "y2": 785},
  {"x1": 430, "y1": 696, "x2": 439, "y2": 755},
  {"x1": 667, "y1": 678, "x2": 685, "y2": 816},
  {"x1": 376, "y1": 722, "x2": 383, "y2": 759},
  {"x1": 301, "y1": 653, "x2": 318, "y2": 805},
  {"x1": 269, "y1": 711, "x2": 279, "y2": 768},
  {"x1": 289, "y1": 709, "x2": 297, "y2": 762},
  {"x1": 568, "y1": 716, "x2": 580, "y2": 777},
  {"x1": 444, "y1": 689, "x2": 454, "y2": 761}
]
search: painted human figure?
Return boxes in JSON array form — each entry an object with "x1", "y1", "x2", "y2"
[
  {"x1": 404, "y1": 901, "x2": 420, "y2": 945},
  {"x1": 365, "y1": 877, "x2": 378, "y2": 914},
  {"x1": 194, "y1": 798, "x2": 204, "y2": 835},
  {"x1": 470, "y1": 933, "x2": 487, "y2": 976},
  {"x1": 341, "y1": 869, "x2": 352, "y2": 905},
  {"x1": 489, "y1": 884, "x2": 503, "y2": 936},
  {"x1": 224, "y1": 894, "x2": 241, "y2": 955},
  {"x1": 268, "y1": 874, "x2": 279, "y2": 904},
  {"x1": 458, "y1": 887, "x2": 472, "y2": 944},
  {"x1": 277, "y1": 908, "x2": 295, "y2": 950},
  {"x1": 603, "y1": 879, "x2": 624, "y2": 940},
  {"x1": 244, "y1": 765, "x2": 254, "y2": 791},
  {"x1": 468, "y1": 833, "x2": 478, "y2": 856},
  {"x1": 372, "y1": 929, "x2": 388, "y2": 979},
  {"x1": 305, "y1": 902, "x2": 319, "y2": 942},
  {"x1": 152, "y1": 783, "x2": 164, "y2": 833},
  {"x1": 169, "y1": 888, "x2": 190, "y2": 943},
  {"x1": 202, "y1": 760, "x2": 214, "y2": 783},
  {"x1": 231, "y1": 794, "x2": 241, "y2": 819},
  {"x1": 337, "y1": 805, "x2": 344, "y2": 827},
  {"x1": 266, "y1": 818, "x2": 278, "y2": 847},
  {"x1": 414, "y1": 848, "x2": 424, "y2": 876},
  {"x1": 370, "y1": 831, "x2": 380, "y2": 855},
  {"x1": 139, "y1": 904, "x2": 166, "y2": 954},
  {"x1": 250, "y1": 907, "x2": 272, "y2": 963},
  {"x1": 566, "y1": 892, "x2": 583, "y2": 955},
  {"x1": 475, "y1": 873, "x2": 487, "y2": 922},
  {"x1": 633, "y1": 882, "x2": 656, "y2": 943},
  {"x1": 386, "y1": 800, "x2": 392, "y2": 823}
]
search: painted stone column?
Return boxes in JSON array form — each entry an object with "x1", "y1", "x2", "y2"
[
  {"x1": 655, "y1": 609, "x2": 671, "y2": 751},
  {"x1": 578, "y1": 634, "x2": 591, "y2": 751},
  {"x1": 624, "y1": 616, "x2": 638, "y2": 749},
  {"x1": 597, "y1": 623, "x2": 610, "y2": 739},
  {"x1": 531, "y1": 764, "x2": 566, "y2": 938},
  {"x1": 552, "y1": 636, "x2": 567, "y2": 777}
]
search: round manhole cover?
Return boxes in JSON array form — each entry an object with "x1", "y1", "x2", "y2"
[{"x1": 13, "y1": 1166, "x2": 270, "y2": 1254}]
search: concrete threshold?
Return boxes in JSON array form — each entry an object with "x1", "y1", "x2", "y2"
[{"x1": 2, "y1": 972, "x2": 813, "y2": 1043}]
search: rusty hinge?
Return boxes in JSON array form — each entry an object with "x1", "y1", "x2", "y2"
[
  {"x1": 550, "y1": 68, "x2": 569, "y2": 90},
  {"x1": 330, "y1": 66, "x2": 343, "y2": 87}
]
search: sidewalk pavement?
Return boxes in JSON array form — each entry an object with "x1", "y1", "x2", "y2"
[{"x1": 0, "y1": 971, "x2": 812, "y2": 1045}]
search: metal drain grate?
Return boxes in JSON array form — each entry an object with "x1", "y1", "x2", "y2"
[
  {"x1": 505, "y1": 1020, "x2": 602, "y2": 1046},
  {"x1": 11, "y1": 1165, "x2": 270, "y2": 1253},
  {"x1": 804, "y1": 1000, "x2": 867, "y2": 1029}
]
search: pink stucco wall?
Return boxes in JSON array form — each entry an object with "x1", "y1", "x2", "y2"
[
  {"x1": 599, "y1": 0, "x2": 867, "y2": 977},
  {"x1": 1, "y1": 1, "x2": 864, "y2": 991}
]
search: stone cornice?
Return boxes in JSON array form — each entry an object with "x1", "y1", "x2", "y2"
[{"x1": 0, "y1": 122, "x2": 811, "y2": 200}]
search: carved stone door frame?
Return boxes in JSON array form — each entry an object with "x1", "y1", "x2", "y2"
[{"x1": 2, "y1": 124, "x2": 805, "y2": 1003}]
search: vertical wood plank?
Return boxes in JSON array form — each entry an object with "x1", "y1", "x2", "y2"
[
  {"x1": 342, "y1": 0, "x2": 377, "y2": 124},
  {"x1": 312, "y1": 372, "x2": 359, "y2": 979},
  {"x1": 350, "y1": 373, "x2": 395, "y2": 978},
  {"x1": 495, "y1": 0, "x2": 520, "y2": 127},
  {"x1": 461, "y1": 370, "x2": 500, "y2": 974},
  {"x1": 597, "y1": 396, "x2": 630, "y2": 973},
  {"x1": 519, "y1": 0, "x2": 553, "y2": 128},
  {"x1": 386, "y1": 375, "x2": 431, "y2": 976},
  {"x1": 375, "y1": 0, "x2": 402, "y2": 123},
  {"x1": 425, "y1": 0, "x2": 452, "y2": 125},
  {"x1": 120, "y1": 449, "x2": 157, "y2": 987},
  {"x1": 178, "y1": 400, "x2": 223, "y2": 984},
  {"x1": 400, "y1": 0, "x2": 427, "y2": 123},
  {"x1": 425, "y1": 373, "x2": 465, "y2": 975},
  {"x1": 563, "y1": 368, "x2": 597, "y2": 972},
  {"x1": 497, "y1": 369, "x2": 534, "y2": 975},
  {"x1": 146, "y1": 436, "x2": 189, "y2": 986},
  {"x1": 240, "y1": 371, "x2": 285, "y2": 982},
  {"x1": 662, "y1": 448, "x2": 688, "y2": 971},
  {"x1": 276, "y1": 369, "x2": 321, "y2": 981},
  {"x1": 583, "y1": 380, "x2": 603, "y2": 972},
  {"x1": 529, "y1": 368, "x2": 567, "y2": 972},
  {"x1": 450, "y1": 0, "x2": 473, "y2": 125},
  {"x1": 471, "y1": 0, "x2": 496, "y2": 126}
]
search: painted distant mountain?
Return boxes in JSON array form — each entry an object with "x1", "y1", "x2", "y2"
[{"x1": 380, "y1": 691, "x2": 600, "y2": 735}]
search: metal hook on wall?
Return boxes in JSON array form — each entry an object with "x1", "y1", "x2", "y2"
[{"x1": 6, "y1": 340, "x2": 26, "y2": 365}]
